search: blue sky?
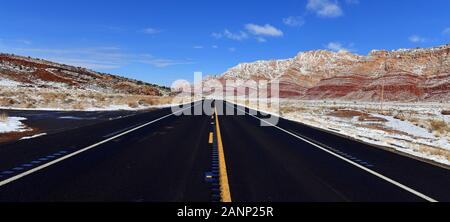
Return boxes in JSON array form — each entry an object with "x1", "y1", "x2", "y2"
[{"x1": 1, "y1": 0, "x2": 450, "y2": 86}]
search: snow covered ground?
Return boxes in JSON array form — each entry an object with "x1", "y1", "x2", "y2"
[
  {"x1": 233, "y1": 98, "x2": 450, "y2": 166},
  {"x1": 0, "y1": 116, "x2": 29, "y2": 133},
  {"x1": 0, "y1": 78, "x2": 21, "y2": 87}
]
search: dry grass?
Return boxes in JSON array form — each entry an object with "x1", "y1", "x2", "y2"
[
  {"x1": 418, "y1": 146, "x2": 450, "y2": 161},
  {"x1": 136, "y1": 96, "x2": 174, "y2": 106},
  {"x1": 0, "y1": 87, "x2": 178, "y2": 111},
  {"x1": 127, "y1": 101, "x2": 139, "y2": 108},
  {"x1": 280, "y1": 106, "x2": 308, "y2": 114},
  {"x1": 429, "y1": 119, "x2": 450, "y2": 135},
  {"x1": 0, "y1": 112, "x2": 8, "y2": 122},
  {"x1": 394, "y1": 112, "x2": 407, "y2": 121},
  {"x1": 71, "y1": 102, "x2": 85, "y2": 110},
  {"x1": 358, "y1": 115, "x2": 387, "y2": 122},
  {"x1": 329, "y1": 110, "x2": 368, "y2": 118},
  {"x1": 355, "y1": 124, "x2": 411, "y2": 136}
]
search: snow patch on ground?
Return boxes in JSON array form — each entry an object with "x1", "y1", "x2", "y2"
[
  {"x1": 371, "y1": 114, "x2": 435, "y2": 139},
  {"x1": 0, "y1": 78, "x2": 21, "y2": 87},
  {"x1": 0, "y1": 117, "x2": 28, "y2": 133}
]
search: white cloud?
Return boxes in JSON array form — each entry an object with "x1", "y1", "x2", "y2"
[
  {"x1": 16, "y1": 40, "x2": 32, "y2": 45},
  {"x1": 49, "y1": 58, "x2": 122, "y2": 70},
  {"x1": 409, "y1": 35, "x2": 427, "y2": 43},
  {"x1": 138, "y1": 57, "x2": 195, "y2": 68},
  {"x1": 212, "y1": 45, "x2": 219, "y2": 49},
  {"x1": 307, "y1": 0, "x2": 343, "y2": 18},
  {"x1": 211, "y1": 32, "x2": 222, "y2": 39},
  {"x1": 443, "y1": 28, "x2": 450, "y2": 35},
  {"x1": 193, "y1": 45, "x2": 204, "y2": 49},
  {"x1": 213, "y1": 24, "x2": 282, "y2": 43},
  {"x1": 326, "y1": 42, "x2": 355, "y2": 52},
  {"x1": 212, "y1": 30, "x2": 248, "y2": 41},
  {"x1": 141, "y1": 28, "x2": 162, "y2": 35},
  {"x1": 15, "y1": 47, "x2": 128, "y2": 69},
  {"x1": 245, "y1": 24, "x2": 284, "y2": 37},
  {"x1": 256, "y1": 37, "x2": 267, "y2": 43},
  {"x1": 228, "y1": 47, "x2": 236, "y2": 52},
  {"x1": 0, "y1": 38, "x2": 33, "y2": 46},
  {"x1": 283, "y1": 16, "x2": 306, "y2": 27},
  {"x1": 326, "y1": 42, "x2": 345, "y2": 52},
  {"x1": 224, "y1": 30, "x2": 249, "y2": 40},
  {"x1": 12, "y1": 47, "x2": 193, "y2": 69}
]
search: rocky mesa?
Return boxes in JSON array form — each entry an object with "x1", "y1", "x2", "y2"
[
  {"x1": 210, "y1": 44, "x2": 450, "y2": 102},
  {"x1": 0, "y1": 53, "x2": 169, "y2": 96},
  {"x1": 0, "y1": 53, "x2": 173, "y2": 110}
]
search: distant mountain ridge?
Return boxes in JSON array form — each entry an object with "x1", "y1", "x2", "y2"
[
  {"x1": 209, "y1": 44, "x2": 450, "y2": 102},
  {"x1": 0, "y1": 53, "x2": 170, "y2": 96}
]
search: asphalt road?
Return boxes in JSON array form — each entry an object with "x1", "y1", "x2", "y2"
[
  {"x1": 0, "y1": 100, "x2": 449, "y2": 202},
  {"x1": 0, "y1": 108, "x2": 149, "y2": 138}
]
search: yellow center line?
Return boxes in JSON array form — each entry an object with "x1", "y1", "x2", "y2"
[
  {"x1": 214, "y1": 107, "x2": 232, "y2": 202},
  {"x1": 208, "y1": 132, "x2": 214, "y2": 144}
]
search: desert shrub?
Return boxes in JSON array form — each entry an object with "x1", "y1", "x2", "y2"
[
  {"x1": 98, "y1": 96, "x2": 106, "y2": 102},
  {"x1": 7, "y1": 98, "x2": 17, "y2": 105},
  {"x1": 24, "y1": 102, "x2": 35, "y2": 109},
  {"x1": 63, "y1": 98, "x2": 75, "y2": 104},
  {"x1": 419, "y1": 146, "x2": 450, "y2": 161},
  {"x1": 0, "y1": 98, "x2": 9, "y2": 107},
  {"x1": 429, "y1": 119, "x2": 449, "y2": 135},
  {"x1": 71, "y1": 103, "x2": 85, "y2": 110},
  {"x1": 442, "y1": 110, "x2": 450, "y2": 115},
  {"x1": 394, "y1": 113, "x2": 407, "y2": 121},
  {"x1": 138, "y1": 98, "x2": 156, "y2": 106},
  {"x1": 280, "y1": 106, "x2": 307, "y2": 114},
  {"x1": 128, "y1": 102, "x2": 139, "y2": 108},
  {"x1": 137, "y1": 96, "x2": 173, "y2": 106},
  {"x1": 330, "y1": 110, "x2": 367, "y2": 118}
]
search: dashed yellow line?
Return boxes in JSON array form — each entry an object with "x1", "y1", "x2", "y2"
[
  {"x1": 208, "y1": 132, "x2": 214, "y2": 144},
  {"x1": 214, "y1": 107, "x2": 232, "y2": 202}
]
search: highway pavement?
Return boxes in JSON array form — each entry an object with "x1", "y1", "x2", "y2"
[{"x1": 0, "y1": 100, "x2": 449, "y2": 202}]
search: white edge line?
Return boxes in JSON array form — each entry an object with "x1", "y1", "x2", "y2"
[
  {"x1": 227, "y1": 102, "x2": 438, "y2": 202},
  {"x1": 19, "y1": 133, "x2": 48, "y2": 140},
  {"x1": 0, "y1": 103, "x2": 198, "y2": 188}
]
